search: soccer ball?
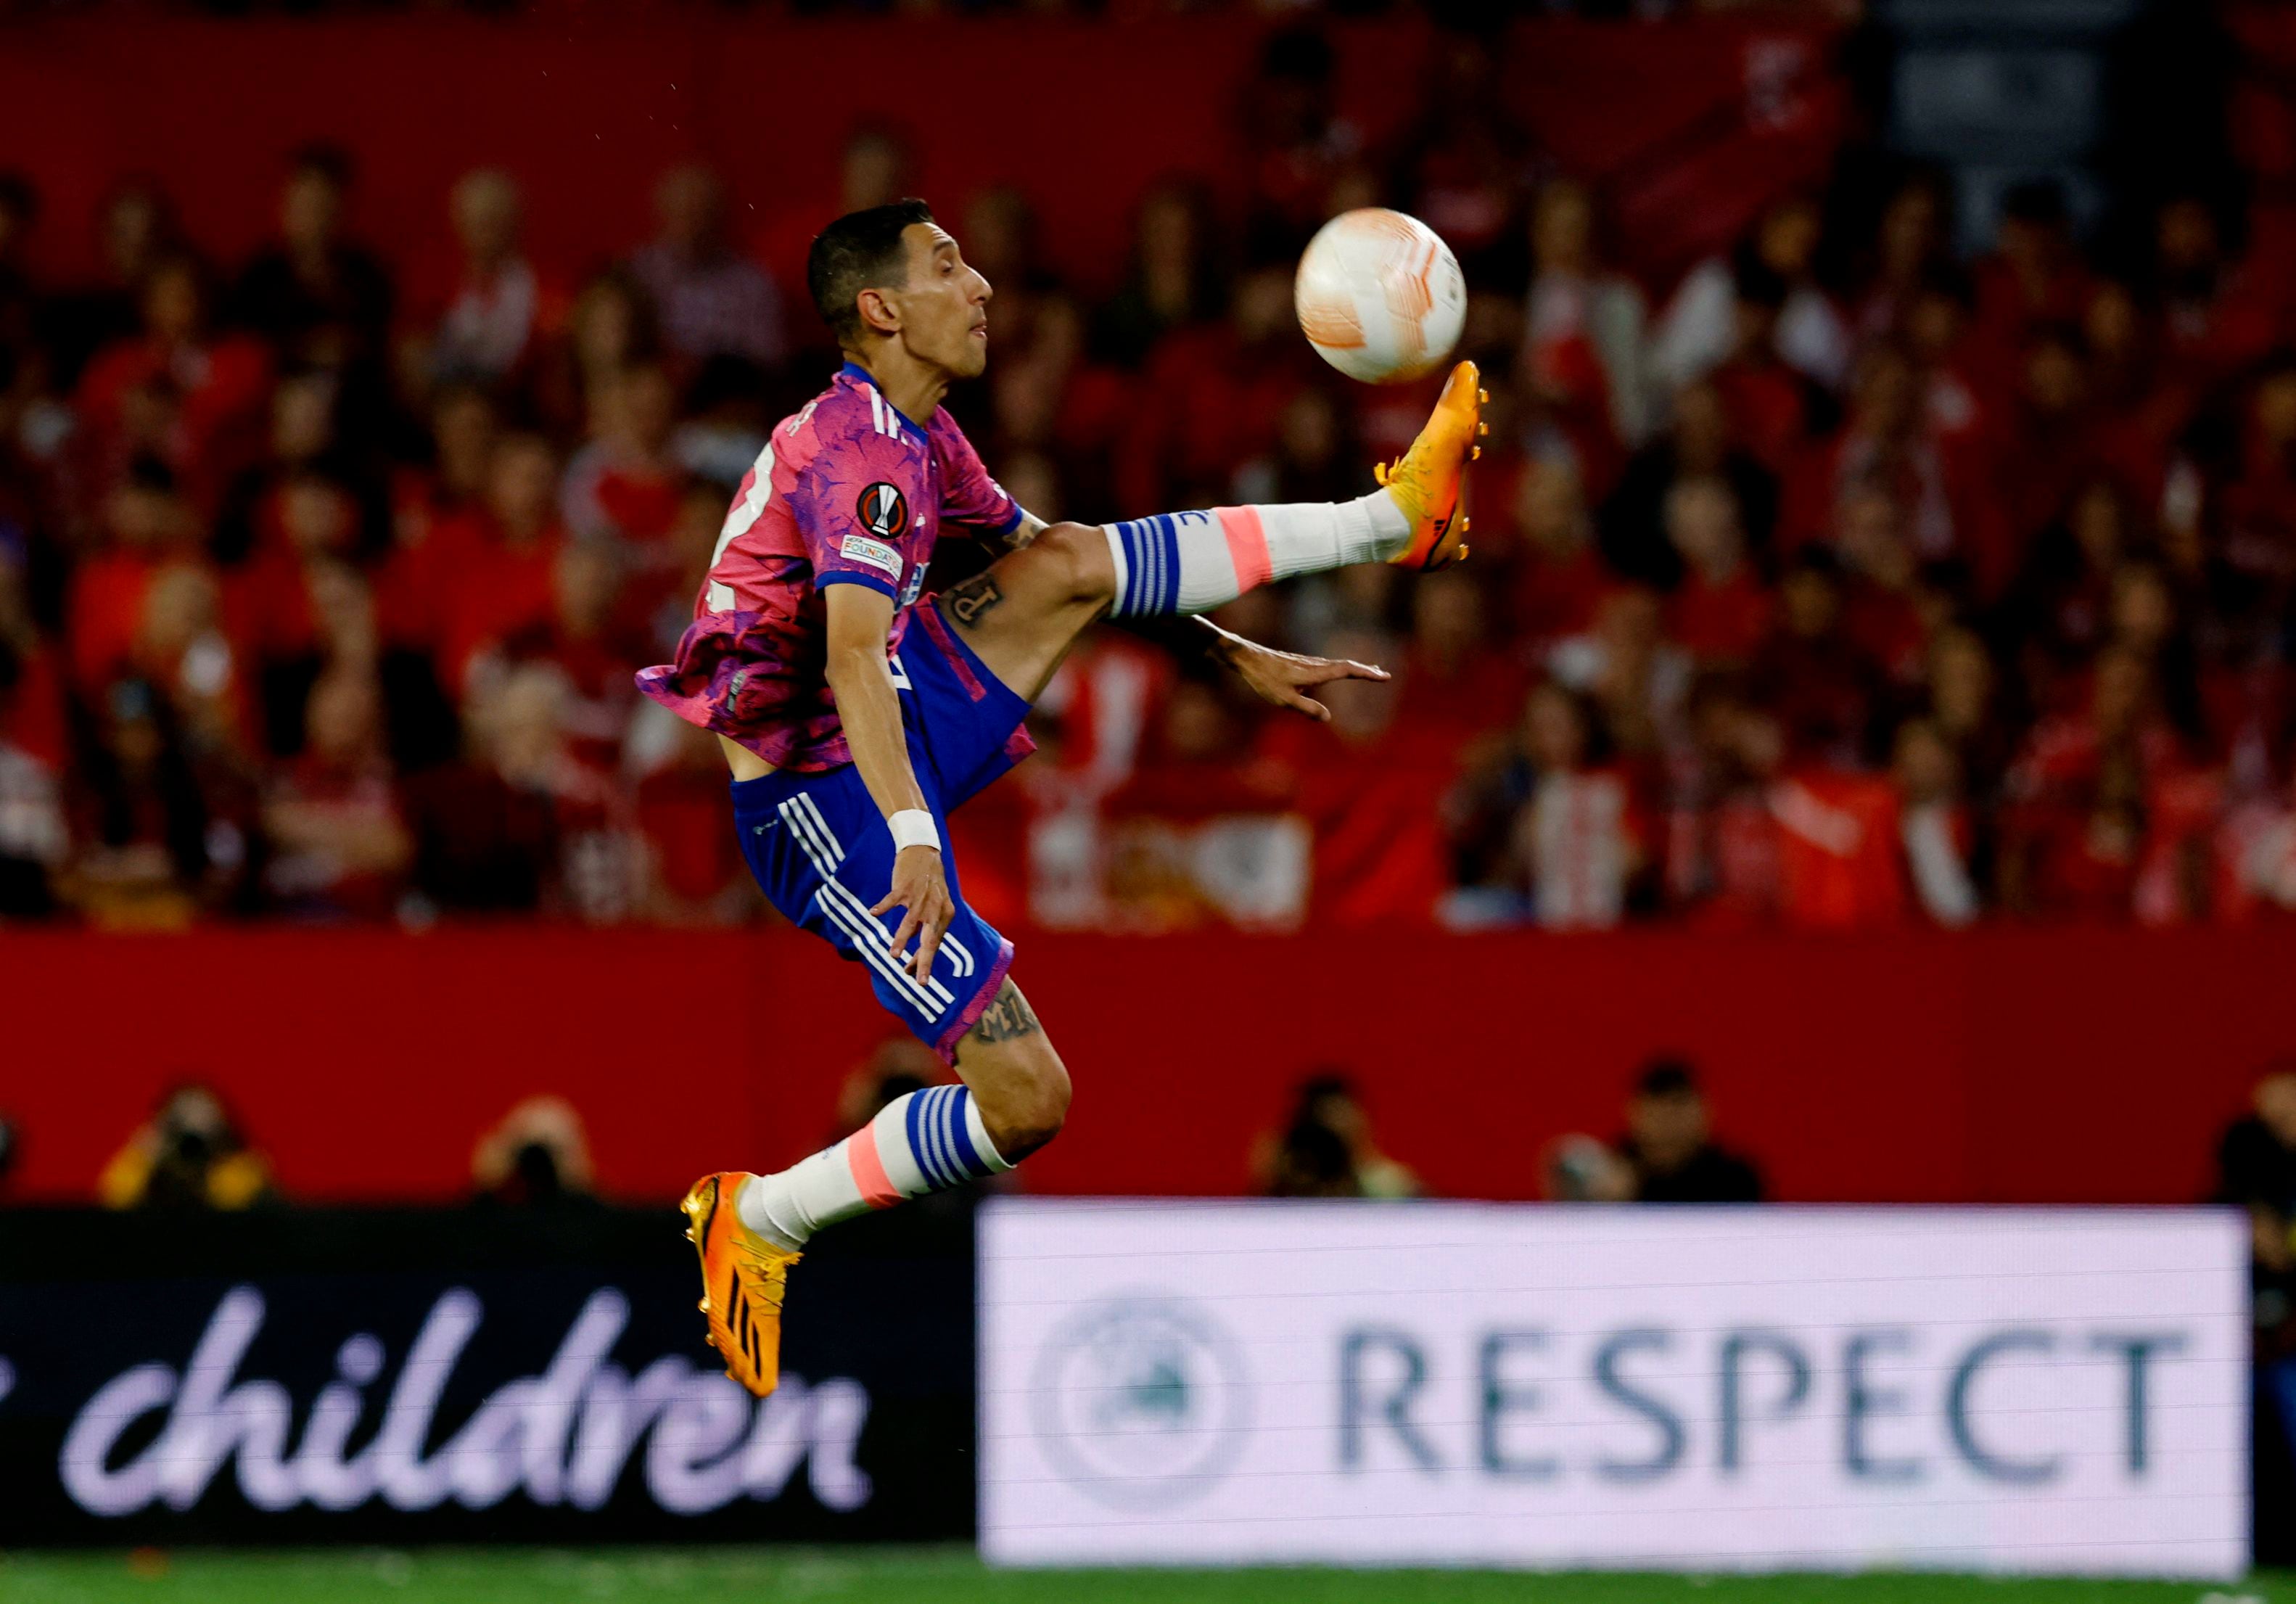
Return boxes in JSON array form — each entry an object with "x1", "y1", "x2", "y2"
[{"x1": 1294, "y1": 207, "x2": 1467, "y2": 384}]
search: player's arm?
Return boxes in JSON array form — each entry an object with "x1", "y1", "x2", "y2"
[
  {"x1": 822, "y1": 583, "x2": 950, "y2": 979},
  {"x1": 1107, "y1": 611, "x2": 1388, "y2": 722},
  {"x1": 1193, "y1": 616, "x2": 1391, "y2": 722}
]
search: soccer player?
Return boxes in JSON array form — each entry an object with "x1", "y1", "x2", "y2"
[{"x1": 651, "y1": 200, "x2": 1483, "y2": 1395}]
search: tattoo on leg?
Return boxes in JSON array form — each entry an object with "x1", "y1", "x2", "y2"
[
  {"x1": 970, "y1": 980, "x2": 1041, "y2": 1045},
  {"x1": 945, "y1": 572, "x2": 1005, "y2": 628}
]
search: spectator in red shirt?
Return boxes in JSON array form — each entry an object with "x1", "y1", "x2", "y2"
[
  {"x1": 1556, "y1": 585, "x2": 1688, "y2": 776},
  {"x1": 75, "y1": 256, "x2": 271, "y2": 512},
  {"x1": 1240, "y1": 27, "x2": 1365, "y2": 262},
  {"x1": 67, "y1": 464, "x2": 199, "y2": 694},
  {"x1": 633, "y1": 711, "x2": 753, "y2": 926},
  {"x1": 505, "y1": 540, "x2": 646, "y2": 778},
  {"x1": 0, "y1": 556, "x2": 65, "y2": 916},
  {"x1": 1392, "y1": 28, "x2": 1533, "y2": 295},
  {"x1": 1399, "y1": 567, "x2": 1524, "y2": 753},
  {"x1": 532, "y1": 269, "x2": 663, "y2": 443},
  {"x1": 1519, "y1": 176, "x2": 1648, "y2": 476},
  {"x1": 1601, "y1": 375, "x2": 1780, "y2": 591},
  {"x1": 1849, "y1": 169, "x2": 1952, "y2": 351},
  {"x1": 1903, "y1": 263, "x2": 1991, "y2": 451},
  {"x1": 1990, "y1": 324, "x2": 2105, "y2": 567},
  {"x1": 1510, "y1": 678, "x2": 1643, "y2": 929},
  {"x1": 402, "y1": 430, "x2": 566, "y2": 697},
  {"x1": 133, "y1": 557, "x2": 256, "y2": 774},
  {"x1": 2081, "y1": 279, "x2": 2189, "y2": 505},
  {"x1": 628, "y1": 163, "x2": 784, "y2": 376},
  {"x1": 1655, "y1": 194, "x2": 1851, "y2": 395},
  {"x1": 40, "y1": 179, "x2": 180, "y2": 394},
  {"x1": 1121, "y1": 265, "x2": 1309, "y2": 512},
  {"x1": 1092, "y1": 181, "x2": 1227, "y2": 370},
  {"x1": 1664, "y1": 675, "x2": 1787, "y2": 926},
  {"x1": 399, "y1": 664, "x2": 572, "y2": 919},
  {"x1": 63, "y1": 677, "x2": 223, "y2": 929},
  {"x1": 391, "y1": 383, "x2": 497, "y2": 562},
  {"x1": 1663, "y1": 476, "x2": 1772, "y2": 667},
  {"x1": 223, "y1": 469, "x2": 368, "y2": 757},
  {"x1": 1923, "y1": 624, "x2": 2017, "y2": 810},
  {"x1": 423, "y1": 168, "x2": 558, "y2": 391},
  {"x1": 1261, "y1": 626, "x2": 1450, "y2": 927},
  {"x1": 260, "y1": 663, "x2": 408, "y2": 921},
  {"x1": 1702, "y1": 252, "x2": 1832, "y2": 480},
  {"x1": 2150, "y1": 193, "x2": 2278, "y2": 383},
  {"x1": 1970, "y1": 180, "x2": 2090, "y2": 366},
  {"x1": 1832, "y1": 482, "x2": 1931, "y2": 686},
  {"x1": 990, "y1": 293, "x2": 1113, "y2": 485},
  {"x1": 1999, "y1": 643, "x2": 2178, "y2": 918},
  {"x1": 1750, "y1": 547, "x2": 1887, "y2": 768},
  {"x1": 1508, "y1": 456, "x2": 1613, "y2": 651},
  {"x1": 1782, "y1": 342, "x2": 1956, "y2": 562},
  {"x1": 2001, "y1": 475, "x2": 2139, "y2": 693},
  {"x1": 1103, "y1": 675, "x2": 1303, "y2": 931},
  {"x1": 561, "y1": 361, "x2": 686, "y2": 614},
  {"x1": 2215, "y1": 356, "x2": 2296, "y2": 637},
  {"x1": 1770, "y1": 760, "x2": 1907, "y2": 929},
  {"x1": 210, "y1": 368, "x2": 371, "y2": 569},
  {"x1": 1893, "y1": 715, "x2": 1982, "y2": 926}
]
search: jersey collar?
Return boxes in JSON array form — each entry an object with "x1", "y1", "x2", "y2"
[{"x1": 839, "y1": 361, "x2": 925, "y2": 436}]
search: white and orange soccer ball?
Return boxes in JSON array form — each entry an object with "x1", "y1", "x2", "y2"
[{"x1": 1294, "y1": 207, "x2": 1467, "y2": 384}]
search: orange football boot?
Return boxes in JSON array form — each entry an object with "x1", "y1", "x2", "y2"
[
  {"x1": 1378, "y1": 359, "x2": 1488, "y2": 570},
  {"x1": 681, "y1": 1172, "x2": 801, "y2": 1398}
]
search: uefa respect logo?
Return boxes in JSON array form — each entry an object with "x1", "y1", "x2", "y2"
[{"x1": 1028, "y1": 1294, "x2": 1252, "y2": 1510}]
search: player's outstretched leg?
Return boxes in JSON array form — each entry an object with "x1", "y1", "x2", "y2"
[
  {"x1": 684, "y1": 978, "x2": 1067, "y2": 1397},
  {"x1": 946, "y1": 361, "x2": 1486, "y2": 700}
]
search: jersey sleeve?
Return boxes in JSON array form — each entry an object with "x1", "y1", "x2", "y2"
[
  {"x1": 933, "y1": 416, "x2": 1026, "y2": 538},
  {"x1": 785, "y1": 427, "x2": 924, "y2": 599}
]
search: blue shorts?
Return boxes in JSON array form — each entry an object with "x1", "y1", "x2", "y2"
[{"x1": 732, "y1": 601, "x2": 1026, "y2": 1060}]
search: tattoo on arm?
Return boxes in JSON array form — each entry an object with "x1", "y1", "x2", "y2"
[
  {"x1": 945, "y1": 571, "x2": 1005, "y2": 628},
  {"x1": 969, "y1": 979, "x2": 1041, "y2": 1045}
]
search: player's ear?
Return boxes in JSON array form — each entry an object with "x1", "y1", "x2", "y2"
[{"x1": 855, "y1": 285, "x2": 902, "y2": 338}]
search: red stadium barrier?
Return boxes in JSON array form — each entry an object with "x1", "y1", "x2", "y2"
[
  {"x1": 0, "y1": 12, "x2": 1843, "y2": 294},
  {"x1": 4, "y1": 924, "x2": 2286, "y2": 1207}
]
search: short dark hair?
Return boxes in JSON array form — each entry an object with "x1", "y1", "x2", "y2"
[
  {"x1": 807, "y1": 199, "x2": 934, "y2": 349},
  {"x1": 1729, "y1": 242, "x2": 1789, "y2": 310},
  {"x1": 290, "y1": 141, "x2": 355, "y2": 190},
  {"x1": 1636, "y1": 1056, "x2": 1699, "y2": 1099}
]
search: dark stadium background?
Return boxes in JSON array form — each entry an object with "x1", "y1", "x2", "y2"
[{"x1": 1, "y1": 0, "x2": 2295, "y2": 1594}]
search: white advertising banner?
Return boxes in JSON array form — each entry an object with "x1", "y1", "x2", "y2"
[{"x1": 978, "y1": 1201, "x2": 2249, "y2": 1578}]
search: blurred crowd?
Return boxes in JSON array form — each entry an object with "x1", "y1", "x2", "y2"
[
  {"x1": 13, "y1": 1045, "x2": 1755, "y2": 1211},
  {"x1": 0, "y1": 23, "x2": 2291, "y2": 933},
  {"x1": 0, "y1": 1, "x2": 1859, "y2": 17}
]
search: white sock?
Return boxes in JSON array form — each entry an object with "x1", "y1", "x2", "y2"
[
  {"x1": 1104, "y1": 490, "x2": 1411, "y2": 617},
  {"x1": 734, "y1": 1084, "x2": 1010, "y2": 1250}
]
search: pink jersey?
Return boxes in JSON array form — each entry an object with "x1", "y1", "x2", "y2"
[{"x1": 636, "y1": 363, "x2": 1022, "y2": 770}]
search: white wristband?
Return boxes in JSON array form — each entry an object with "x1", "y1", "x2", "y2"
[{"x1": 888, "y1": 809, "x2": 940, "y2": 853}]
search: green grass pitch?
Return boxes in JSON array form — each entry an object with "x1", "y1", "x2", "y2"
[{"x1": 0, "y1": 1550, "x2": 2289, "y2": 1604}]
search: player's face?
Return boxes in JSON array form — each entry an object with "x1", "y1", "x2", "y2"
[{"x1": 895, "y1": 223, "x2": 992, "y2": 381}]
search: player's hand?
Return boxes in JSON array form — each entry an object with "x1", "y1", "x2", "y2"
[
  {"x1": 873, "y1": 844, "x2": 952, "y2": 980},
  {"x1": 1215, "y1": 638, "x2": 1391, "y2": 723}
]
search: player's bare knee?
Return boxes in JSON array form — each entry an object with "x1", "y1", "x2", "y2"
[
  {"x1": 991, "y1": 1056, "x2": 1069, "y2": 1159},
  {"x1": 974, "y1": 1033, "x2": 1069, "y2": 1151},
  {"x1": 1030, "y1": 521, "x2": 1115, "y2": 606}
]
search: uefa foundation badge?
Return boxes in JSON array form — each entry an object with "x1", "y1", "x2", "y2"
[{"x1": 1028, "y1": 1295, "x2": 1251, "y2": 1510}]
